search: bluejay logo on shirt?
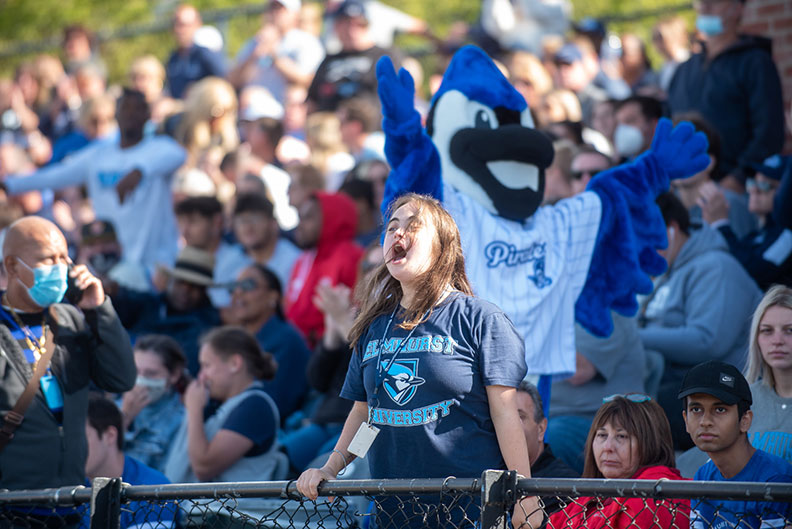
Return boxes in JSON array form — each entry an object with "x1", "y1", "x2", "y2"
[
  {"x1": 381, "y1": 359, "x2": 425, "y2": 406},
  {"x1": 484, "y1": 240, "x2": 552, "y2": 288}
]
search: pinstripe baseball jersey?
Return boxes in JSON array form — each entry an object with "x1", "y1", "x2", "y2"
[{"x1": 443, "y1": 183, "x2": 602, "y2": 375}]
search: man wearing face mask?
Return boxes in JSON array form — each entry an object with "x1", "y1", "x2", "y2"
[
  {"x1": 0, "y1": 217, "x2": 135, "y2": 508},
  {"x1": 667, "y1": 0, "x2": 784, "y2": 193},
  {"x1": 614, "y1": 95, "x2": 663, "y2": 161},
  {"x1": 637, "y1": 193, "x2": 761, "y2": 450}
]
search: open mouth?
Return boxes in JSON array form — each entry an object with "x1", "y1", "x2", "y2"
[{"x1": 389, "y1": 242, "x2": 408, "y2": 264}]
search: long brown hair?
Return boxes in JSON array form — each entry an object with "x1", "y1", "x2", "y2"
[
  {"x1": 582, "y1": 396, "x2": 675, "y2": 478},
  {"x1": 348, "y1": 193, "x2": 472, "y2": 347}
]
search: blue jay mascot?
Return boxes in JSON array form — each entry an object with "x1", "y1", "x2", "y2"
[{"x1": 377, "y1": 45, "x2": 709, "y2": 382}]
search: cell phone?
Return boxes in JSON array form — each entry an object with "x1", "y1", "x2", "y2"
[{"x1": 64, "y1": 264, "x2": 84, "y2": 305}]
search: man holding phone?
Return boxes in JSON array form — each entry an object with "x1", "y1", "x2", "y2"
[{"x1": 0, "y1": 216, "x2": 135, "y2": 526}]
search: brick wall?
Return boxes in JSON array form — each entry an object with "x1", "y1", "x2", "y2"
[{"x1": 741, "y1": 0, "x2": 792, "y2": 153}]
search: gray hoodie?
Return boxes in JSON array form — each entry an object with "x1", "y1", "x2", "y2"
[{"x1": 639, "y1": 225, "x2": 761, "y2": 380}]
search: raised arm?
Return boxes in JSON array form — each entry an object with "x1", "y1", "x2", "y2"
[
  {"x1": 577, "y1": 119, "x2": 709, "y2": 337},
  {"x1": 377, "y1": 56, "x2": 442, "y2": 216},
  {"x1": 4, "y1": 144, "x2": 94, "y2": 194}
]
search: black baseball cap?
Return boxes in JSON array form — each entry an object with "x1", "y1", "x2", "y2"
[
  {"x1": 332, "y1": 0, "x2": 368, "y2": 20},
  {"x1": 677, "y1": 361, "x2": 752, "y2": 405}
]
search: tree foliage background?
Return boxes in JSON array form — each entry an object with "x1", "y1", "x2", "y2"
[{"x1": 0, "y1": 0, "x2": 693, "y2": 81}]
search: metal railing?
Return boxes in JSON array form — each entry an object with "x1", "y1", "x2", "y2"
[{"x1": 1, "y1": 471, "x2": 791, "y2": 529}]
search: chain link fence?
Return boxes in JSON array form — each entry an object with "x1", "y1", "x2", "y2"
[{"x1": 1, "y1": 471, "x2": 790, "y2": 529}]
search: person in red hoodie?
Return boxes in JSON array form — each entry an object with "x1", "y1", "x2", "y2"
[
  {"x1": 549, "y1": 394, "x2": 689, "y2": 529},
  {"x1": 285, "y1": 191, "x2": 363, "y2": 347}
]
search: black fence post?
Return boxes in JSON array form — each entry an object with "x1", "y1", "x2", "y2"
[
  {"x1": 481, "y1": 470, "x2": 518, "y2": 529},
  {"x1": 90, "y1": 477, "x2": 122, "y2": 529}
]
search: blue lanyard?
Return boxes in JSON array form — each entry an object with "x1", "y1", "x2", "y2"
[{"x1": 369, "y1": 306, "x2": 426, "y2": 421}]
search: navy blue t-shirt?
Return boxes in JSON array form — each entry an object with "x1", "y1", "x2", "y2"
[
  {"x1": 219, "y1": 391, "x2": 277, "y2": 457},
  {"x1": 341, "y1": 293, "x2": 527, "y2": 479}
]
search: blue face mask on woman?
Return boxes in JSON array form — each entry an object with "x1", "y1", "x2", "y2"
[
  {"x1": 696, "y1": 14, "x2": 724, "y2": 36},
  {"x1": 16, "y1": 258, "x2": 68, "y2": 307}
]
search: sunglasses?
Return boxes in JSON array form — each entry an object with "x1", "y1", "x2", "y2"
[
  {"x1": 227, "y1": 277, "x2": 259, "y2": 293},
  {"x1": 746, "y1": 178, "x2": 776, "y2": 193},
  {"x1": 602, "y1": 393, "x2": 652, "y2": 403},
  {"x1": 571, "y1": 169, "x2": 603, "y2": 181}
]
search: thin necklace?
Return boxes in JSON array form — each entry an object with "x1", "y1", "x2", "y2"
[{"x1": 2, "y1": 294, "x2": 47, "y2": 372}]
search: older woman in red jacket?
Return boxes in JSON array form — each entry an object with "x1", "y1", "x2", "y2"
[{"x1": 549, "y1": 394, "x2": 689, "y2": 529}]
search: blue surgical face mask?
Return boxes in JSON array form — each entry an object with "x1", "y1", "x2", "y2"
[
  {"x1": 16, "y1": 258, "x2": 68, "y2": 307},
  {"x1": 696, "y1": 14, "x2": 724, "y2": 36}
]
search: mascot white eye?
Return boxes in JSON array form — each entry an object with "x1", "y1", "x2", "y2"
[
  {"x1": 475, "y1": 109, "x2": 497, "y2": 130},
  {"x1": 470, "y1": 104, "x2": 497, "y2": 130}
]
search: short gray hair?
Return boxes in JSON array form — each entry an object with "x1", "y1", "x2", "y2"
[{"x1": 517, "y1": 381, "x2": 545, "y2": 422}]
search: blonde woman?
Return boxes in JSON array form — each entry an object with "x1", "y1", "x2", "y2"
[
  {"x1": 172, "y1": 77, "x2": 239, "y2": 198},
  {"x1": 305, "y1": 111, "x2": 354, "y2": 191},
  {"x1": 744, "y1": 285, "x2": 792, "y2": 464}
]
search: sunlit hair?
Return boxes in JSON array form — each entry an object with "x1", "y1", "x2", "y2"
[
  {"x1": 582, "y1": 396, "x2": 675, "y2": 479},
  {"x1": 349, "y1": 194, "x2": 473, "y2": 347},
  {"x1": 200, "y1": 326, "x2": 277, "y2": 381},
  {"x1": 78, "y1": 94, "x2": 116, "y2": 132},
  {"x1": 175, "y1": 76, "x2": 238, "y2": 165},
  {"x1": 745, "y1": 285, "x2": 792, "y2": 389},
  {"x1": 305, "y1": 111, "x2": 347, "y2": 178}
]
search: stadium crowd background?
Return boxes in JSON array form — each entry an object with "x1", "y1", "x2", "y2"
[{"x1": 0, "y1": 0, "x2": 791, "y2": 515}]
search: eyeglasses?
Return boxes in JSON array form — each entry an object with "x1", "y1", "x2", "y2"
[
  {"x1": 746, "y1": 178, "x2": 776, "y2": 193},
  {"x1": 227, "y1": 278, "x2": 259, "y2": 293},
  {"x1": 602, "y1": 393, "x2": 652, "y2": 403}
]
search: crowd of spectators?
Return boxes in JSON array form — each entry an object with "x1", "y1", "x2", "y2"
[{"x1": 0, "y1": 0, "x2": 790, "y2": 526}]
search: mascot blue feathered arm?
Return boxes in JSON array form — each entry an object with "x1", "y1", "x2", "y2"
[
  {"x1": 377, "y1": 46, "x2": 708, "y2": 344},
  {"x1": 377, "y1": 57, "x2": 444, "y2": 211},
  {"x1": 579, "y1": 119, "x2": 709, "y2": 335}
]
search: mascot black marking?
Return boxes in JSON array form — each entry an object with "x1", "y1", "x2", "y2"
[{"x1": 377, "y1": 45, "x2": 709, "y2": 376}]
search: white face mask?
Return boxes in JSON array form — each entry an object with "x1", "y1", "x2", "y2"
[
  {"x1": 136, "y1": 375, "x2": 168, "y2": 403},
  {"x1": 614, "y1": 123, "x2": 645, "y2": 158}
]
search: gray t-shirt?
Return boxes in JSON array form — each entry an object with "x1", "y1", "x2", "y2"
[
  {"x1": 748, "y1": 380, "x2": 792, "y2": 464},
  {"x1": 549, "y1": 313, "x2": 646, "y2": 418}
]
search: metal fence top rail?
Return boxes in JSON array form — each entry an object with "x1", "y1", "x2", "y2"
[{"x1": 2, "y1": 477, "x2": 791, "y2": 507}]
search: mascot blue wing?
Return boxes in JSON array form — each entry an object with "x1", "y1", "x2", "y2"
[
  {"x1": 575, "y1": 152, "x2": 670, "y2": 337},
  {"x1": 377, "y1": 55, "x2": 443, "y2": 218},
  {"x1": 380, "y1": 119, "x2": 443, "y2": 219},
  {"x1": 575, "y1": 118, "x2": 709, "y2": 338}
]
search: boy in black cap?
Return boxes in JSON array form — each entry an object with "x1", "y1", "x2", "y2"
[{"x1": 679, "y1": 361, "x2": 792, "y2": 529}]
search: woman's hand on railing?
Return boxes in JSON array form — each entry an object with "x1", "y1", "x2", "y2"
[{"x1": 296, "y1": 467, "x2": 337, "y2": 501}]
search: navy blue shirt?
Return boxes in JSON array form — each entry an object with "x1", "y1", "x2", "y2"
[
  {"x1": 220, "y1": 390, "x2": 277, "y2": 456},
  {"x1": 341, "y1": 293, "x2": 526, "y2": 479},
  {"x1": 166, "y1": 44, "x2": 227, "y2": 99},
  {"x1": 256, "y1": 315, "x2": 312, "y2": 420}
]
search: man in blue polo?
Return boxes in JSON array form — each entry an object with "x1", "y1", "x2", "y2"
[{"x1": 679, "y1": 361, "x2": 792, "y2": 529}]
